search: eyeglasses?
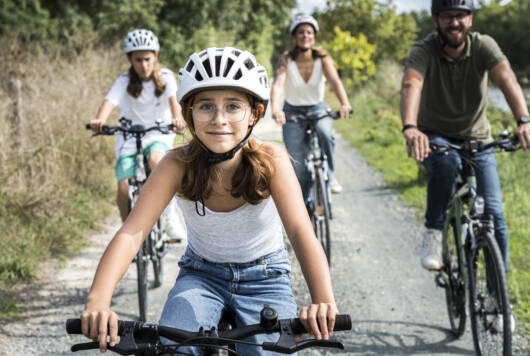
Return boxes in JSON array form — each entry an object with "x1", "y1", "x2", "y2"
[
  {"x1": 438, "y1": 12, "x2": 470, "y2": 24},
  {"x1": 191, "y1": 102, "x2": 250, "y2": 122}
]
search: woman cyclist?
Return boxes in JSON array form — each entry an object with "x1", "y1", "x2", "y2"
[
  {"x1": 270, "y1": 15, "x2": 352, "y2": 197},
  {"x1": 81, "y1": 47, "x2": 338, "y2": 355},
  {"x1": 90, "y1": 29, "x2": 186, "y2": 237}
]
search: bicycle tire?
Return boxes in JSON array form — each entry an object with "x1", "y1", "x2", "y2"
[
  {"x1": 313, "y1": 167, "x2": 331, "y2": 263},
  {"x1": 466, "y1": 229, "x2": 512, "y2": 356},
  {"x1": 442, "y1": 219, "x2": 466, "y2": 337},
  {"x1": 136, "y1": 241, "x2": 149, "y2": 322},
  {"x1": 152, "y1": 219, "x2": 164, "y2": 288}
]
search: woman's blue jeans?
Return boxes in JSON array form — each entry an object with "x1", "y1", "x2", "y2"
[
  {"x1": 282, "y1": 101, "x2": 335, "y2": 201},
  {"x1": 159, "y1": 247, "x2": 297, "y2": 355},
  {"x1": 422, "y1": 133, "x2": 509, "y2": 270}
]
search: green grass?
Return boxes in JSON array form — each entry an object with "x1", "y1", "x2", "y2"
[{"x1": 332, "y1": 87, "x2": 530, "y2": 336}]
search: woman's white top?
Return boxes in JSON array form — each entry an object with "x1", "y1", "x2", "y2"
[
  {"x1": 176, "y1": 195, "x2": 284, "y2": 263},
  {"x1": 105, "y1": 68, "x2": 177, "y2": 157},
  {"x1": 284, "y1": 57, "x2": 326, "y2": 106}
]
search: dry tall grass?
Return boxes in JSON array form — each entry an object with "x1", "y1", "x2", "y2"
[{"x1": 0, "y1": 38, "x2": 126, "y2": 285}]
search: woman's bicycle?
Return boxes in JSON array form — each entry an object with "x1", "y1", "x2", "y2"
[
  {"x1": 431, "y1": 132, "x2": 519, "y2": 356},
  {"x1": 66, "y1": 305, "x2": 352, "y2": 355},
  {"x1": 289, "y1": 109, "x2": 351, "y2": 264},
  {"x1": 87, "y1": 119, "x2": 180, "y2": 322}
]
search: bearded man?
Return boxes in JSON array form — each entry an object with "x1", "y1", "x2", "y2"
[{"x1": 399, "y1": 0, "x2": 530, "y2": 276}]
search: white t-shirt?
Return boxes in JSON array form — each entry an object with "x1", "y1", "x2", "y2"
[{"x1": 105, "y1": 68, "x2": 177, "y2": 157}]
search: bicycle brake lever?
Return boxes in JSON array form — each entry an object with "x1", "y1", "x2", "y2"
[{"x1": 71, "y1": 342, "x2": 130, "y2": 355}]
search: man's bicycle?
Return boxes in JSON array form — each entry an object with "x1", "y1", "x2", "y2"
[
  {"x1": 290, "y1": 109, "x2": 351, "y2": 264},
  {"x1": 87, "y1": 119, "x2": 180, "y2": 322},
  {"x1": 432, "y1": 132, "x2": 519, "y2": 356},
  {"x1": 66, "y1": 305, "x2": 352, "y2": 355}
]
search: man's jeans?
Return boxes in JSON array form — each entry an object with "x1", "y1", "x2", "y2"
[
  {"x1": 159, "y1": 247, "x2": 297, "y2": 355},
  {"x1": 423, "y1": 133, "x2": 509, "y2": 270},
  {"x1": 282, "y1": 101, "x2": 335, "y2": 201}
]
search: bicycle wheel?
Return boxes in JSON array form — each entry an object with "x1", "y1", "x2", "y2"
[
  {"x1": 442, "y1": 219, "x2": 466, "y2": 337},
  {"x1": 136, "y1": 241, "x2": 148, "y2": 322},
  {"x1": 466, "y1": 229, "x2": 511, "y2": 355},
  {"x1": 311, "y1": 167, "x2": 331, "y2": 263},
  {"x1": 151, "y1": 219, "x2": 164, "y2": 288}
]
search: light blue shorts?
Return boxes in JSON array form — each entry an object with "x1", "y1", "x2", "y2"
[{"x1": 114, "y1": 141, "x2": 169, "y2": 181}]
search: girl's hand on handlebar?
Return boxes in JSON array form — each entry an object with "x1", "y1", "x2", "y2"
[
  {"x1": 298, "y1": 302, "x2": 338, "y2": 341},
  {"x1": 339, "y1": 104, "x2": 352, "y2": 119},
  {"x1": 403, "y1": 128, "x2": 430, "y2": 162},
  {"x1": 515, "y1": 122, "x2": 530, "y2": 152},
  {"x1": 172, "y1": 117, "x2": 186, "y2": 132},
  {"x1": 90, "y1": 118, "x2": 106, "y2": 133},
  {"x1": 272, "y1": 109, "x2": 286, "y2": 125},
  {"x1": 80, "y1": 306, "x2": 119, "y2": 353}
]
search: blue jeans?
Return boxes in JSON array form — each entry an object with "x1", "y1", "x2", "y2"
[
  {"x1": 282, "y1": 101, "x2": 335, "y2": 201},
  {"x1": 423, "y1": 134, "x2": 509, "y2": 270},
  {"x1": 159, "y1": 247, "x2": 297, "y2": 355}
]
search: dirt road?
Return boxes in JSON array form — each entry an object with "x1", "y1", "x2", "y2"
[{"x1": 0, "y1": 116, "x2": 527, "y2": 355}]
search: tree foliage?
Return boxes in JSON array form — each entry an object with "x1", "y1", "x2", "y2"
[
  {"x1": 325, "y1": 27, "x2": 375, "y2": 87},
  {"x1": 314, "y1": 0, "x2": 418, "y2": 63}
]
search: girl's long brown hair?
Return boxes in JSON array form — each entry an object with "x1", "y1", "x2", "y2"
[
  {"x1": 126, "y1": 52, "x2": 165, "y2": 98},
  {"x1": 175, "y1": 96, "x2": 275, "y2": 205}
]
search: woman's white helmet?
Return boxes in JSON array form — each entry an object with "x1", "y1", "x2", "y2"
[
  {"x1": 123, "y1": 29, "x2": 160, "y2": 54},
  {"x1": 289, "y1": 15, "x2": 319, "y2": 35},
  {"x1": 177, "y1": 47, "x2": 269, "y2": 109}
]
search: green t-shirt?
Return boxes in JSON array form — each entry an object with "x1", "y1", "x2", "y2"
[{"x1": 405, "y1": 32, "x2": 506, "y2": 141}]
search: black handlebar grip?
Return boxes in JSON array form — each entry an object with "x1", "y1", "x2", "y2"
[
  {"x1": 66, "y1": 319, "x2": 82, "y2": 334},
  {"x1": 290, "y1": 314, "x2": 352, "y2": 334},
  {"x1": 85, "y1": 123, "x2": 91, "y2": 130}
]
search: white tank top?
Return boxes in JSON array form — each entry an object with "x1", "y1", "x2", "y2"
[
  {"x1": 175, "y1": 195, "x2": 284, "y2": 263},
  {"x1": 284, "y1": 57, "x2": 326, "y2": 106}
]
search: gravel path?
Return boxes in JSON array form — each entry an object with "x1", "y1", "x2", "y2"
[{"x1": 0, "y1": 117, "x2": 527, "y2": 355}]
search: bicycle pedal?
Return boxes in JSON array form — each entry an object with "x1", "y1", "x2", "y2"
[{"x1": 435, "y1": 272, "x2": 448, "y2": 288}]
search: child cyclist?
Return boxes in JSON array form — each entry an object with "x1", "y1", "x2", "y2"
[
  {"x1": 81, "y1": 47, "x2": 338, "y2": 355},
  {"x1": 90, "y1": 29, "x2": 186, "y2": 237}
]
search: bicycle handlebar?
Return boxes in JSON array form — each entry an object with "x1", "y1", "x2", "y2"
[
  {"x1": 66, "y1": 311, "x2": 352, "y2": 354},
  {"x1": 430, "y1": 134, "x2": 520, "y2": 155},
  {"x1": 289, "y1": 109, "x2": 353, "y2": 122}
]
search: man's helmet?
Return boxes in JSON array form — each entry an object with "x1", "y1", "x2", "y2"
[
  {"x1": 123, "y1": 29, "x2": 160, "y2": 53},
  {"x1": 177, "y1": 47, "x2": 269, "y2": 110},
  {"x1": 289, "y1": 15, "x2": 319, "y2": 35},
  {"x1": 432, "y1": 0, "x2": 475, "y2": 15}
]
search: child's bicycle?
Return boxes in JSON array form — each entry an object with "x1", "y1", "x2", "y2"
[
  {"x1": 431, "y1": 132, "x2": 520, "y2": 356},
  {"x1": 289, "y1": 109, "x2": 352, "y2": 265},
  {"x1": 86, "y1": 119, "x2": 181, "y2": 322},
  {"x1": 66, "y1": 305, "x2": 352, "y2": 355}
]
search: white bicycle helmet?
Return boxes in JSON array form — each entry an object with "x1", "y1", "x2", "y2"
[
  {"x1": 289, "y1": 15, "x2": 319, "y2": 35},
  {"x1": 123, "y1": 29, "x2": 160, "y2": 53},
  {"x1": 177, "y1": 47, "x2": 269, "y2": 109}
]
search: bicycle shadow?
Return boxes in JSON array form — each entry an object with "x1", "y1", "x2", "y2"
[{"x1": 328, "y1": 319, "x2": 474, "y2": 355}]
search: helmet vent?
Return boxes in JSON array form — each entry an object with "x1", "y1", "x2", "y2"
[
  {"x1": 244, "y1": 59, "x2": 255, "y2": 70},
  {"x1": 215, "y1": 55, "x2": 222, "y2": 76},
  {"x1": 234, "y1": 69, "x2": 243, "y2": 80},
  {"x1": 224, "y1": 58, "x2": 235, "y2": 77},
  {"x1": 203, "y1": 59, "x2": 212, "y2": 77},
  {"x1": 232, "y1": 49, "x2": 241, "y2": 56},
  {"x1": 186, "y1": 61, "x2": 194, "y2": 72},
  {"x1": 195, "y1": 71, "x2": 203, "y2": 81}
]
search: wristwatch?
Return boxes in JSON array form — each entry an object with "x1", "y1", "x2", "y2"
[{"x1": 517, "y1": 115, "x2": 530, "y2": 126}]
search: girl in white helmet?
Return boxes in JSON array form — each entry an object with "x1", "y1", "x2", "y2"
[
  {"x1": 80, "y1": 47, "x2": 338, "y2": 354},
  {"x1": 271, "y1": 15, "x2": 352, "y2": 196},
  {"x1": 89, "y1": 29, "x2": 186, "y2": 225}
]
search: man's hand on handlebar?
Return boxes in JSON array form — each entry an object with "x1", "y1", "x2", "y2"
[
  {"x1": 272, "y1": 108, "x2": 286, "y2": 125},
  {"x1": 515, "y1": 122, "x2": 530, "y2": 152},
  {"x1": 403, "y1": 127, "x2": 430, "y2": 162}
]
